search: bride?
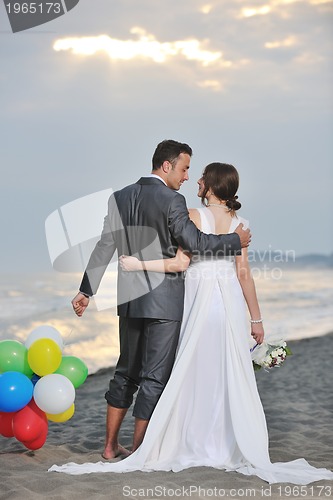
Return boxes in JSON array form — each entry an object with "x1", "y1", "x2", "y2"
[{"x1": 50, "y1": 163, "x2": 333, "y2": 484}]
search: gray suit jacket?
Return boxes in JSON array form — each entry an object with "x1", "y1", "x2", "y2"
[{"x1": 80, "y1": 177, "x2": 241, "y2": 321}]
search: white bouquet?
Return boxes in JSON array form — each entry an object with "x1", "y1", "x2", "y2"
[{"x1": 250, "y1": 339, "x2": 292, "y2": 371}]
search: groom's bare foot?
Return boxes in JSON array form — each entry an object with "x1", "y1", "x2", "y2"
[{"x1": 102, "y1": 444, "x2": 131, "y2": 460}]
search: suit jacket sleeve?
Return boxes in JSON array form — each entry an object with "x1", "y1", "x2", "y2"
[
  {"x1": 79, "y1": 204, "x2": 117, "y2": 296},
  {"x1": 168, "y1": 194, "x2": 241, "y2": 256}
]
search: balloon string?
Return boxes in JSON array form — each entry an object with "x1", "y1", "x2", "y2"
[{"x1": 62, "y1": 328, "x2": 73, "y2": 347}]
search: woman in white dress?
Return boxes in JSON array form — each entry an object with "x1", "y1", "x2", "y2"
[{"x1": 50, "y1": 163, "x2": 333, "y2": 484}]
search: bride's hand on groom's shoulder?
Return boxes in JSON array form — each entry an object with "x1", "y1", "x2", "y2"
[{"x1": 234, "y1": 223, "x2": 251, "y2": 248}]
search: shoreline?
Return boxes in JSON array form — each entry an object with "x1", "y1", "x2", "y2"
[{"x1": 86, "y1": 330, "x2": 333, "y2": 378}]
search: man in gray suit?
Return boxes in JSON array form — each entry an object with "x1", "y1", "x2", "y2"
[{"x1": 71, "y1": 140, "x2": 251, "y2": 458}]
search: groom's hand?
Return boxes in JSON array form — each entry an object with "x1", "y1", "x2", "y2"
[
  {"x1": 72, "y1": 292, "x2": 90, "y2": 317},
  {"x1": 234, "y1": 223, "x2": 251, "y2": 248}
]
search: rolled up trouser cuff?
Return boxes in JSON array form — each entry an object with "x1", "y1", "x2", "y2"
[
  {"x1": 132, "y1": 401, "x2": 156, "y2": 420},
  {"x1": 104, "y1": 372, "x2": 139, "y2": 409},
  {"x1": 105, "y1": 390, "x2": 132, "y2": 409},
  {"x1": 132, "y1": 379, "x2": 166, "y2": 420}
]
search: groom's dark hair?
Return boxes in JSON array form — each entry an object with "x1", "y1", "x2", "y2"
[{"x1": 152, "y1": 140, "x2": 192, "y2": 170}]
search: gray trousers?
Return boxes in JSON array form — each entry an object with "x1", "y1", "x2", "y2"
[{"x1": 105, "y1": 317, "x2": 181, "y2": 420}]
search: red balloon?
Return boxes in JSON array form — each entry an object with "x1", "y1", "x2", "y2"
[
  {"x1": 12, "y1": 399, "x2": 47, "y2": 443},
  {"x1": 0, "y1": 411, "x2": 15, "y2": 437},
  {"x1": 22, "y1": 425, "x2": 48, "y2": 450}
]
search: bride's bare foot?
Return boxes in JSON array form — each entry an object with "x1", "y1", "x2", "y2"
[{"x1": 102, "y1": 444, "x2": 131, "y2": 460}]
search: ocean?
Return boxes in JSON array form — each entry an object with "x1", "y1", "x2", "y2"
[{"x1": 0, "y1": 266, "x2": 332, "y2": 374}]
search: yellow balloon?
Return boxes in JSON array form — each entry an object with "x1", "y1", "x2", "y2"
[
  {"x1": 28, "y1": 338, "x2": 62, "y2": 376},
  {"x1": 47, "y1": 403, "x2": 75, "y2": 423}
]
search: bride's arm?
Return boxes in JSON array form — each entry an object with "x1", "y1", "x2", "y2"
[
  {"x1": 236, "y1": 249, "x2": 265, "y2": 344},
  {"x1": 119, "y1": 209, "x2": 199, "y2": 273},
  {"x1": 119, "y1": 247, "x2": 191, "y2": 273}
]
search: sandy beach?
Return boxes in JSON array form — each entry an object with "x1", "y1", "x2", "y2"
[{"x1": 1, "y1": 333, "x2": 332, "y2": 500}]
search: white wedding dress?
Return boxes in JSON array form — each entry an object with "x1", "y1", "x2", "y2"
[{"x1": 49, "y1": 208, "x2": 333, "y2": 484}]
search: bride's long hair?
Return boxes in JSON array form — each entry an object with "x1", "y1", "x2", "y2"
[{"x1": 201, "y1": 162, "x2": 241, "y2": 213}]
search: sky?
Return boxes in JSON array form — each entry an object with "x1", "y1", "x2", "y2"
[{"x1": 0, "y1": 0, "x2": 332, "y2": 273}]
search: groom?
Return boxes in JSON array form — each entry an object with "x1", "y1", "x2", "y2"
[{"x1": 71, "y1": 139, "x2": 251, "y2": 458}]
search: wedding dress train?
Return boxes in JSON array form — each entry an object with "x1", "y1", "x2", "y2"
[{"x1": 49, "y1": 208, "x2": 333, "y2": 484}]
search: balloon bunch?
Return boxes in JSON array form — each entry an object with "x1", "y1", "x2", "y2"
[{"x1": 0, "y1": 325, "x2": 88, "y2": 450}]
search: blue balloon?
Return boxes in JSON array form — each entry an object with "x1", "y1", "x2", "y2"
[
  {"x1": 31, "y1": 374, "x2": 40, "y2": 386},
  {"x1": 0, "y1": 371, "x2": 33, "y2": 412}
]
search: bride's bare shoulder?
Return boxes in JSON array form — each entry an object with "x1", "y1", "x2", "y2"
[{"x1": 188, "y1": 208, "x2": 201, "y2": 229}]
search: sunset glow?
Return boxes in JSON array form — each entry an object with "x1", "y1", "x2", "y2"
[
  {"x1": 197, "y1": 79, "x2": 222, "y2": 91},
  {"x1": 240, "y1": 0, "x2": 332, "y2": 18},
  {"x1": 53, "y1": 28, "x2": 222, "y2": 66},
  {"x1": 200, "y1": 4, "x2": 213, "y2": 14},
  {"x1": 265, "y1": 35, "x2": 297, "y2": 48},
  {"x1": 241, "y1": 5, "x2": 271, "y2": 17}
]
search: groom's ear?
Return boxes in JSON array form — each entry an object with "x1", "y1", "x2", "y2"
[{"x1": 162, "y1": 161, "x2": 172, "y2": 173}]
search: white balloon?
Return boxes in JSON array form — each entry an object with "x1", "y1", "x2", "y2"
[
  {"x1": 25, "y1": 325, "x2": 64, "y2": 350},
  {"x1": 34, "y1": 374, "x2": 75, "y2": 414}
]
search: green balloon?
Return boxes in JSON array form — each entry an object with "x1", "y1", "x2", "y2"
[
  {"x1": 54, "y1": 355, "x2": 88, "y2": 388},
  {"x1": 0, "y1": 340, "x2": 34, "y2": 377}
]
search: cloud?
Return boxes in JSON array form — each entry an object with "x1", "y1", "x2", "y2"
[
  {"x1": 200, "y1": 4, "x2": 214, "y2": 14},
  {"x1": 265, "y1": 35, "x2": 298, "y2": 48},
  {"x1": 238, "y1": 0, "x2": 332, "y2": 18},
  {"x1": 197, "y1": 79, "x2": 223, "y2": 91},
  {"x1": 293, "y1": 51, "x2": 326, "y2": 64},
  {"x1": 241, "y1": 5, "x2": 272, "y2": 18},
  {"x1": 53, "y1": 27, "x2": 224, "y2": 66}
]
